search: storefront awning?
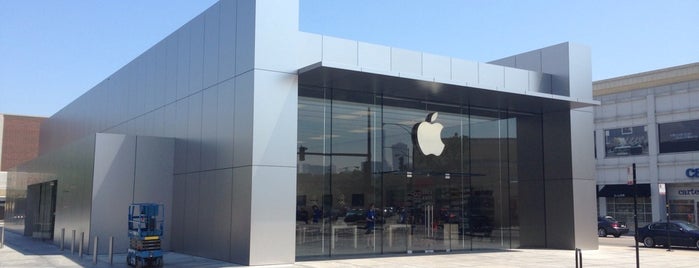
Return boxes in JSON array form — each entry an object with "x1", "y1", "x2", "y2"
[{"x1": 597, "y1": 184, "x2": 651, "y2": 198}]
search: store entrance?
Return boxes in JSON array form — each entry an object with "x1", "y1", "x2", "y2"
[{"x1": 383, "y1": 172, "x2": 469, "y2": 253}]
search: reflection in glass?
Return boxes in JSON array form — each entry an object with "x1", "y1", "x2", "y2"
[
  {"x1": 297, "y1": 86, "x2": 542, "y2": 259},
  {"x1": 604, "y1": 126, "x2": 648, "y2": 157}
]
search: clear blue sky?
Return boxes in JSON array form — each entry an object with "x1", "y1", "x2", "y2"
[{"x1": 2, "y1": 0, "x2": 698, "y2": 117}]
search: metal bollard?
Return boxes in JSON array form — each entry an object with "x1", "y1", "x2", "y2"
[
  {"x1": 93, "y1": 236, "x2": 98, "y2": 264},
  {"x1": 108, "y1": 236, "x2": 114, "y2": 265},
  {"x1": 71, "y1": 230, "x2": 76, "y2": 254},
  {"x1": 79, "y1": 232, "x2": 84, "y2": 258},
  {"x1": 575, "y1": 248, "x2": 583, "y2": 268},
  {"x1": 60, "y1": 228, "x2": 65, "y2": 251},
  {"x1": 1, "y1": 225, "x2": 4, "y2": 249}
]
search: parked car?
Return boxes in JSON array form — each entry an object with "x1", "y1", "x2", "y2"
[
  {"x1": 598, "y1": 216, "x2": 629, "y2": 237},
  {"x1": 635, "y1": 221, "x2": 699, "y2": 249}
]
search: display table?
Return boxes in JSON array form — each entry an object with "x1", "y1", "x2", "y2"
[
  {"x1": 331, "y1": 225, "x2": 357, "y2": 249},
  {"x1": 386, "y1": 224, "x2": 411, "y2": 247}
]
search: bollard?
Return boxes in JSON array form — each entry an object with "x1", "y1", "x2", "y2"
[
  {"x1": 1, "y1": 225, "x2": 4, "y2": 249},
  {"x1": 93, "y1": 236, "x2": 98, "y2": 264},
  {"x1": 79, "y1": 232, "x2": 84, "y2": 258},
  {"x1": 108, "y1": 236, "x2": 114, "y2": 265},
  {"x1": 71, "y1": 230, "x2": 76, "y2": 254},
  {"x1": 60, "y1": 228, "x2": 65, "y2": 251},
  {"x1": 575, "y1": 248, "x2": 583, "y2": 268}
]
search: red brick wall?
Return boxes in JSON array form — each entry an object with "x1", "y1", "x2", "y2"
[{"x1": 1, "y1": 115, "x2": 45, "y2": 171}]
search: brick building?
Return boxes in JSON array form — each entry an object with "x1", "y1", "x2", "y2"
[{"x1": 0, "y1": 114, "x2": 44, "y2": 219}]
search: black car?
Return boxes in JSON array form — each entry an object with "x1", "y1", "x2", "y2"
[
  {"x1": 635, "y1": 221, "x2": 699, "y2": 249},
  {"x1": 598, "y1": 216, "x2": 629, "y2": 237}
]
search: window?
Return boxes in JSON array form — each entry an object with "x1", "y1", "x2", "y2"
[
  {"x1": 659, "y1": 119, "x2": 699, "y2": 153},
  {"x1": 604, "y1": 126, "x2": 648, "y2": 157}
]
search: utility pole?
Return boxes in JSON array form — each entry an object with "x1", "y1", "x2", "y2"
[{"x1": 630, "y1": 163, "x2": 639, "y2": 268}]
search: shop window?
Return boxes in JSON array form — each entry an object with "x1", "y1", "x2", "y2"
[
  {"x1": 605, "y1": 196, "x2": 652, "y2": 230},
  {"x1": 659, "y1": 119, "x2": 699, "y2": 153},
  {"x1": 604, "y1": 126, "x2": 648, "y2": 157}
]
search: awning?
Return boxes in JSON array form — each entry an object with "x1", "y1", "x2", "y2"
[{"x1": 597, "y1": 184, "x2": 651, "y2": 198}]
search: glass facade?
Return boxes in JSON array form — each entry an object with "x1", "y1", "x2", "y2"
[{"x1": 296, "y1": 86, "x2": 545, "y2": 258}]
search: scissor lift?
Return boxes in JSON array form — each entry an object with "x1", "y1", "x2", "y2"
[{"x1": 127, "y1": 203, "x2": 164, "y2": 267}]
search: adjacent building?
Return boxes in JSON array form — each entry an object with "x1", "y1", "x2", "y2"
[
  {"x1": 594, "y1": 62, "x2": 699, "y2": 231},
  {"x1": 0, "y1": 114, "x2": 44, "y2": 220},
  {"x1": 6, "y1": 0, "x2": 598, "y2": 265}
]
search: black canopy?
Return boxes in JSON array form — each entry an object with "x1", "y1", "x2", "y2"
[{"x1": 597, "y1": 184, "x2": 651, "y2": 198}]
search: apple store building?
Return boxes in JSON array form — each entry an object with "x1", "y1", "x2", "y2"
[{"x1": 6, "y1": 0, "x2": 599, "y2": 266}]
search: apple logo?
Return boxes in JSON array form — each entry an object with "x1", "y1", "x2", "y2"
[{"x1": 413, "y1": 112, "x2": 445, "y2": 156}]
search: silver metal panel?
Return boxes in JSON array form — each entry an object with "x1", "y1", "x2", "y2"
[
  {"x1": 174, "y1": 100, "x2": 188, "y2": 174},
  {"x1": 183, "y1": 173, "x2": 201, "y2": 255},
  {"x1": 529, "y1": 72, "x2": 552, "y2": 94},
  {"x1": 390, "y1": 47, "x2": 422, "y2": 77},
  {"x1": 297, "y1": 32, "x2": 322, "y2": 70},
  {"x1": 171, "y1": 174, "x2": 186, "y2": 251},
  {"x1": 136, "y1": 55, "x2": 147, "y2": 117},
  {"x1": 357, "y1": 41, "x2": 390, "y2": 72},
  {"x1": 230, "y1": 166, "x2": 252, "y2": 265},
  {"x1": 203, "y1": 2, "x2": 221, "y2": 89},
  {"x1": 163, "y1": 103, "x2": 177, "y2": 138},
  {"x1": 235, "y1": 0, "x2": 255, "y2": 75},
  {"x1": 321, "y1": 36, "x2": 358, "y2": 67},
  {"x1": 144, "y1": 48, "x2": 157, "y2": 112},
  {"x1": 201, "y1": 86, "x2": 219, "y2": 171},
  {"x1": 503, "y1": 67, "x2": 530, "y2": 92},
  {"x1": 164, "y1": 34, "x2": 179, "y2": 104},
  {"x1": 477, "y1": 62, "x2": 505, "y2": 89},
  {"x1": 154, "y1": 39, "x2": 168, "y2": 109},
  {"x1": 218, "y1": 0, "x2": 237, "y2": 81},
  {"x1": 450, "y1": 58, "x2": 478, "y2": 86},
  {"x1": 515, "y1": 50, "x2": 543, "y2": 72},
  {"x1": 251, "y1": 70, "x2": 298, "y2": 167},
  {"x1": 176, "y1": 24, "x2": 191, "y2": 100},
  {"x1": 248, "y1": 166, "x2": 296, "y2": 265},
  {"x1": 216, "y1": 78, "x2": 236, "y2": 169},
  {"x1": 186, "y1": 93, "x2": 203, "y2": 172},
  {"x1": 233, "y1": 72, "x2": 254, "y2": 167},
  {"x1": 567, "y1": 43, "x2": 592, "y2": 99},
  {"x1": 91, "y1": 134, "x2": 135, "y2": 254},
  {"x1": 490, "y1": 55, "x2": 515, "y2": 67},
  {"x1": 569, "y1": 108, "x2": 597, "y2": 249},
  {"x1": 197, "y1": 169, "x2": 233, "y2": 261},
  {"x1": 133, "y1": 136, "x2": 174, "y2": 251},
  {"x1": 189, "y1": 14, "x2": 205, "y2": 95},
  {"x1": 252, "y1": 0, "x2": 299, "y2": 73},
  {"x1": 541, "y1": 43, "x2": 571, "y2": 97},
  {"x1": 422, "y1": 53, "x2": 450, "y2": 82}
]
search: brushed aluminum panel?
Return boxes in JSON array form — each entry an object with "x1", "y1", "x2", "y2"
[
  {"x1": 218, "y1": 0, "x2": 237, "y2": 81},
  {"x1": 183, "y1": 173, "x2": 201, "y2": 255},
  {"x1": 297, "y1": 32, "x2": 322, "y2": 70},
  {"x1": 503, "y1": 67, "x2": 530, "y2": 93},
  {"x1": 91, "y1": 134, "x2": 135, "y2": 254},
  {"x1": 174, "y1": 100, "x2": 188, "y2": 174},
  {"x1": 186, "y1": 93, "x2": 203, "y2": 172},
  {"x1": 201, "y1": 86, "x2": 219, "y2": 171},
  {"x1": 164, "y1": 34, "x2": 179, "y2": 104},
  {"x1": 358, "y1": 41, "x2": 390, "y2": 72},
  {"x1": 203, "y1": 2, "x2": 221, "y2": 88},
  {"x1": 230, "y1": 166, "x2": 252, "y2": 265},
  {"x1": 251, "y1": 70, "x2": 298, "y2": 167},
  {"x1": 189, "y1": 14, "x2": 205, "y2": 95},
  {"x1": 235, "y1": 0, "x2": 255, "y2": 75},
  {"x1": 321, "y1": 36, "x2": 358, "y2": 67},
  {"x1": 197, "y1": 169, "x2": 233, "y2": 260},
  {"x1": 171, "y1": 174, "x2": 187, "y2": 251},
  {"x1": 478, "y1": 62, "x2": 505, "y2": 89},
  {"x1": 390, "y1": 48, "x2": 422, "y2": 77},
  {"x1": 248, "y1": 166, "x2": 296, "y2": 265},
  {"x1": 176, "y1": 24, "x2": 191, "y2": 100},
  {"x1": 233, "y1": 73, "x2": 253, "y2": 167},
  {"x1": 541, "y1": 43, "x2": 570, "y2": 97},
  {"x1": 216, "y1": 78, "x2": 235, "y2": 169},
  {"x1": 422, "y1": 53, "x2": 450, "y2": 82},
  {"x1": 253, "y1": 0, "x2": 298, "y2": 73},
  {"x1": 451, "y1": 58, "x2": 478, "y2": 86}
]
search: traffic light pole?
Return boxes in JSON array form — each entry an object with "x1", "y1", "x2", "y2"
[{"x1": 632, "y1": 163, "x2": 639, "y2": 268}]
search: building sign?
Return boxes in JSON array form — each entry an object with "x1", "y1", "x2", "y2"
[
  {"x1": 686, "y1": 168, "x2": 699, "y2": 178},
  {"x1": 667, "y1": 186, "x2": 699, "y2": 198}
]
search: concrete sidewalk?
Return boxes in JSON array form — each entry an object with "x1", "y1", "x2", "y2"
[{"x1": 2, "y1": 227, "x2": 698, "y2": 267}]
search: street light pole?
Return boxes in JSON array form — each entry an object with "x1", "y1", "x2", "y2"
[{"x1": 632, "y1": 163, "x2": 639, "y2": 268}]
